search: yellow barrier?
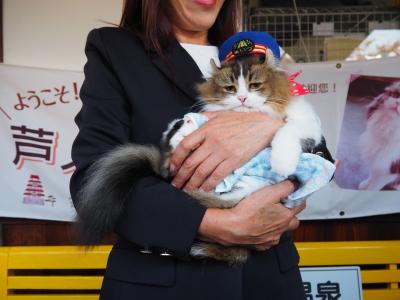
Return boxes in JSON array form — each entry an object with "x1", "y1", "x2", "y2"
[
  {"x1": 297, "y1": 241, "x2": 400, "y2": 300},
  {"x1": 0, "y1": 241, "x2": 398, "y2": 300}
]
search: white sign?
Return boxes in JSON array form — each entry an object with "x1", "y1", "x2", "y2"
[
  {"x1": 313, "y1": 22, "x2": 335, "y2": 36},
  {"x1": 0, "y1": 64, "x2": 82, "y2": 221},
  {"x1": 300, "y1": 267, "x2": 363, "y2": 300}
]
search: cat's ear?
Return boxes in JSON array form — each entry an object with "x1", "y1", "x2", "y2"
[
  {"x1": 210, "y1": 58, "x2": 220, "y2": 72},
  {"x1": 263, "y1": 52, "x2": 277, "y2": 67},
  {"x1": 366, "y1": 93, "x2": 385, "y2": 109}
]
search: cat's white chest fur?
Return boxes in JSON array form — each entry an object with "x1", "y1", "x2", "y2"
[{"x1": 270, "y1": 96, "x2": 322, "y2": 176}]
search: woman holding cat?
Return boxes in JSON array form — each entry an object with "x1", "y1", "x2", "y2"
[{"x1": 70, "y1": 0, "x2": 306, "y2": 299}]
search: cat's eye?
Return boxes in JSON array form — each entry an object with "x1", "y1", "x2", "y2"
[
  {"x1": 389, "y1": 92, "x2": 399, "y2": 98},
  {"x1": 224, "y1": 85, "x2": 236, "y2": 93},
  {"x1": 249, "y1": 83, "x2": 262, "y2": 90}
]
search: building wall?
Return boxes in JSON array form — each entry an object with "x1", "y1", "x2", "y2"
[{"x1": 3, "y1": 0, "x2": 123, "y2": 71}]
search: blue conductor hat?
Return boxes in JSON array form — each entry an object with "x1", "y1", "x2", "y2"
[{"x1": 218, "y1": 31, "x2": 280, "y2": 63}]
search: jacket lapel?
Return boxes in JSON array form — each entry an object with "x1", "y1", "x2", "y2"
[{"x1": 151, "y1": 41, "x2": 205, "y2": 105}]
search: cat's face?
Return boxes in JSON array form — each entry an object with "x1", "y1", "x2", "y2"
[
  {"x1": 368, "y1": 81, "x2": 400, "y2": 117},
  {"x1": 383, "y1": 81, "x2": 400, "y2": 113},
  {"x1": 197, "y1": 55, "x2": 291, "y2": 117}
]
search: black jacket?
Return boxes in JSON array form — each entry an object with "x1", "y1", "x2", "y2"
[{"x1": 70, "y1": 27, "x2": 306, "y2": 300}]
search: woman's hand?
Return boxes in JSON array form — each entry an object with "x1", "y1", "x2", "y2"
[
  {"x1": 197, "y1": 180, "x2": 305, "y2": 250},
  {"x1": 170, "y1": 111, "x2": 284, "y2": 192}
]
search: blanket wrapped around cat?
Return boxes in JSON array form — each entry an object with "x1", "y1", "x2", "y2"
[{"x1": 170, "y1": 112, "x2": 336, "y2": 209}]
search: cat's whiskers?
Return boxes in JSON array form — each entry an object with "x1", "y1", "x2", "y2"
[
  {"x1": 189, "y1": 101, "x2": 208, "y2": 112},
  {"x1": 360, "y1": 96, "x2": 375, "y2": 103}
]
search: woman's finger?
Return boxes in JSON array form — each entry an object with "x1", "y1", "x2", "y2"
[
  {"x1": 169, "y1": 129, "x2": 206, "y2": 172},
  {"x1": 251, "y1": 180, "x2": 296, "y2": 204},
  {"x1": 171, "y1": 143, "x2": 212, "y2": 188},
  {"x1": 290, "y1": 202, "x2": 306, "y2": 216},
  {"x1": 251, "y1": 232, "x2": 282, "y2": 250},
  {"x1": 183, "y1": 153, "x2": 224, "y2": 191},
  {"x1": 200, "y1": 158, "x2": 238, "y2": 192},
  {"x1": 271, "y1": 238, "x2": 280, "y2": 246},
  {"x1": 287, "y1": 217, "x2": 300, "y2": 231},
  {"x1": 253, "y1": 244, "x2": 272, "y2": 251}
]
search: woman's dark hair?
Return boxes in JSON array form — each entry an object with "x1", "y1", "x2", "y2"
[{"x1": 119, "y1": 0, "x2": 242, "y2": 56}]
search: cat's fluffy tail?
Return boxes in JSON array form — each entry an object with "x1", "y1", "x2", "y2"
[{"x1": 74, "y1": 144, "x2": 162, "y2": 245}]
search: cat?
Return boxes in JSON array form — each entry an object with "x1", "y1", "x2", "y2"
[
  {"x1": 358, "y1": 80, "x2": 400, "y2": 191},
  {"x1": 76, "y1": 53, "x2": 333, "y2": 264},
  {"x1": 196, "y1": 56, "x2": 323, "y2": 177}
]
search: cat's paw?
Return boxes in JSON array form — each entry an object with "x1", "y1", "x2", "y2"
[{"x1": 270, "y1": 148, "x2": 300, "y2": 177}]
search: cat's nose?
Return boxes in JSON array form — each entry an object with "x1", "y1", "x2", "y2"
[{"x1": 238, "y1": 95, "x2": 247, "y2": 103}]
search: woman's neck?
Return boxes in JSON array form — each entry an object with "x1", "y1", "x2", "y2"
[{"x1": 173, "y1": 25, "x2": 209, "y2": 45}]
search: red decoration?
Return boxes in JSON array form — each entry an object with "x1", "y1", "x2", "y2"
[{"x1": 289, "y1": 70, "x2": 309, "y2": 96}]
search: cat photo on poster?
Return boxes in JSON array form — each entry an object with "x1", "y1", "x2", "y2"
[{"x1": 335, "y1": 75, "x2": 400, "y2": 191}]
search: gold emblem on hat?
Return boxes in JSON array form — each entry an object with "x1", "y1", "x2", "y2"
[{"x1": 232, "y1": 39, "x2": 255, "y2": 57}]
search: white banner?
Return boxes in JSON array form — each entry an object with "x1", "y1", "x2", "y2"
[
  {"x1": 289, "y1": 57, "x2": 400, "y2": 219},
  {"x1": 0, "y1": 64, "x2": 82, "y2": 221},
  {"x1": 0, "y1": 58, "x2": 399, "y2": 221}
]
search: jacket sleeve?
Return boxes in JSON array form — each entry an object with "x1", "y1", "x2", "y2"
[{"x1": 69, "y1": 28, "x2": 206, "y2": 260}]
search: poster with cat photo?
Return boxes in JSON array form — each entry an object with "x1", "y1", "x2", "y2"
[{"x1": 335, "y1": 75, "x2": 400, "y2": 191}]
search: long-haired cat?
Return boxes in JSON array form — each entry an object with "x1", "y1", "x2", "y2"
[
  {"x1": 358, "y1": 80, "x2": 400, "y2": 191},
  {"x1": 76, "y1": 54, "x2": 331, "y2": 264}
]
